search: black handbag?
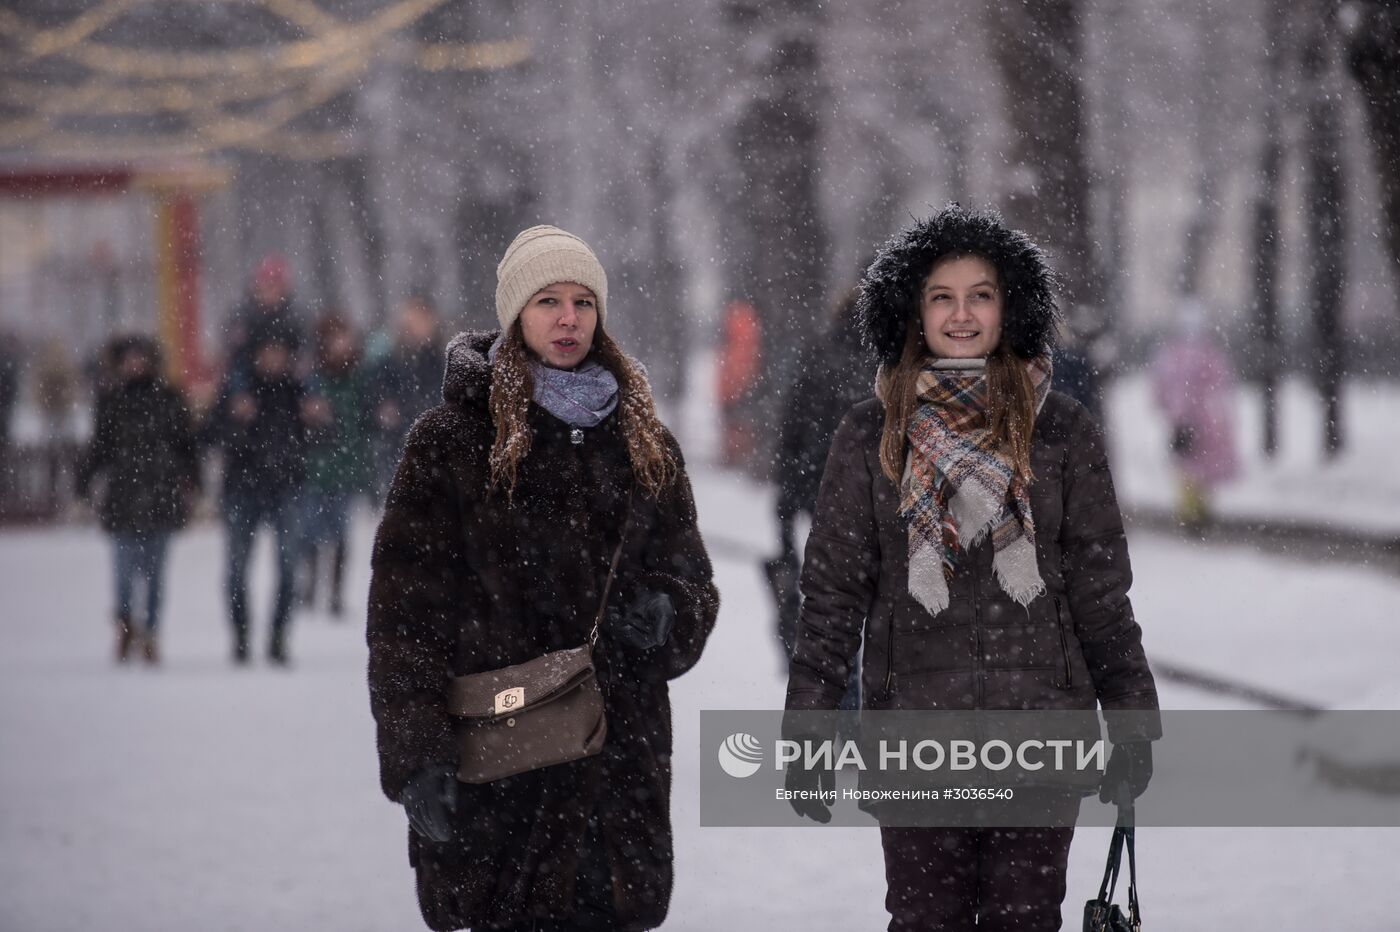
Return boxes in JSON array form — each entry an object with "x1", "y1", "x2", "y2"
[{"x1": 1084, "y1": 795, "x2": 1141, "y2": 932}]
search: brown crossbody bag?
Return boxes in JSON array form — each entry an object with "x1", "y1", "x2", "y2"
[{"x1": 446, "y1": 487, "x2": 634, "y2": 784}]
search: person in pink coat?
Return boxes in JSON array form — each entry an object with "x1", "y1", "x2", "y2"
[{"x1": 1151, "y1": 302, "x2": 1241, "y2": 524}]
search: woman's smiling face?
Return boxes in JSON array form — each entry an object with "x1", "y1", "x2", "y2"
[{"x1": 919, "y1": 255, "x2": 1004, "y2": 358}]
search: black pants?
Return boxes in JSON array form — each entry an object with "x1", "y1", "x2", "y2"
[
  {"x1": 880, "y1": 796, "x2": 1079, "y2": 932},
  {"x1": 481, "y1": 815, "x2": 619, "y2": 932}
]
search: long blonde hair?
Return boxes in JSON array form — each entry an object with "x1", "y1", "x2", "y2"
[
  {"x1": 875, "y1": 317, "x2": 1038, "y2": 486},
  {"x1": 488, "y1": 323, "x2": 678, "y2": 497}
]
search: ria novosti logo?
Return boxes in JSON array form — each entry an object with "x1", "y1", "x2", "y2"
[
  {"x1": 717, "y1": 732, "x2": 764, "y2": 778},
  {"x1": 715, "y1": 732, "x2": 1107, "y2": 779}
]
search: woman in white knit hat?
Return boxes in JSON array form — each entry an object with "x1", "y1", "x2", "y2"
[{"x1": 367, "y1": 225, "x2": 718, "y2": 931}]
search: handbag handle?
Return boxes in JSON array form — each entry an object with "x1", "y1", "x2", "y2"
[
  {"x1": 1125, "y1": 824, "x2": 1140, "y2": 928},
  {"x1": 1096, "y1": 787, "x2": 1142, "y2": 930},
  {"x1": 588, "y1": 484, "x2": 636, "y2": 648}
]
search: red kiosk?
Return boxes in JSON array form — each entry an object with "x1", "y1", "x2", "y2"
[
  {"x1": 0, "y1": 161, "x2": 228, "y2": 391},
  {"x1": 0, "y1": 162, "x2": 227, "y2": 522}
]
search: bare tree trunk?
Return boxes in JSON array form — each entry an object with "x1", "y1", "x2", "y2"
[
  {"x1": 1306, "y1": 1, "x2": 1347, "y2": 456},
  {"x1": 1342, "y1": 1, "x2": 1400, "y2": 302},
  {"x1": 309, "y1": 170, "x2": 341, "y2": 314},
  {"x1": 985, "y1": 0, "x2": 1104, "y2": 321},
  {"x1": 361, "y1": 56, "x2": 409, "y2": 324},
  {"x1": 1254, "y1": 1, "x2": 1286, "y2": 459},
  {"x1": 643, "y1": 141, "x2": 687, "y2": 404},
  {"x1": 726, "y1": 1, "x2": 831, "y2": 436},
  {"x1": 339, "y1": 157, "x2": 388, "y2": 329},
  {"x1": 1083, "y1": 0, "x2": 1133, "y2": 395},
  {"x1": 453, "y1": 188, "x2": 536, "y2": 331},
  {"x1": 1178, "y1": 0, "x2": 1229, "y2": 299}
]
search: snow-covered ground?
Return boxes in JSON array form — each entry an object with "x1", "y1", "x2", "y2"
[
  {"x1": 4, "y1": 350, "x2": 1400, "y2": 930},
  {"x1": 1110, "y1": 372, "x2": 1400, "y2": 537},
  {"x1": 3, "y1": 467, "x2": 1400, "y2": 930}
]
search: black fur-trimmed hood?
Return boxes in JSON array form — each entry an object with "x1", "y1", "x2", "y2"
[
  {"x1": 857, "y1": 204, "x2": 1061, "y2": 365},
  {"x1": 442, "y1": 329, "x2": 499, "y2": 409}
]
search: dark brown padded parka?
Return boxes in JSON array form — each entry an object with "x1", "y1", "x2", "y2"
[
  {"x1": 785, "y1": 206, "x2": 1161, "y2": 770},
  {"x1": 367, "y1": 330, "x2": 718, "y2": 932},
  {"x1": 784, "y1": 391, "x2": 1162, "y2": 749}
]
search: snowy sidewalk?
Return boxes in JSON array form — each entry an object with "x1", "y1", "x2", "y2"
[
  {"x1": 4, "y1": 464, "x2": 1400, "y2": 930},
  {"x1": 1110, "y1": 373, "x2": 1400, "y2": 555}
]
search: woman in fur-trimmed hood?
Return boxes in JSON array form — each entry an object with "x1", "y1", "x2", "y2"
[
  {"x1": 857, "y1": 202, "x2": 1061, "y2": 367},
  {"x1": 783, "y1": 205, "x2": 1161, "y2": 931},
  {"x1": 367, "y1": 225, "x2": 718, "y2": 932}
]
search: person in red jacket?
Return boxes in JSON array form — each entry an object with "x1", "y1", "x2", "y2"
[{"x1": 715, "y1": 298, "x2": 762, "y2": 469}]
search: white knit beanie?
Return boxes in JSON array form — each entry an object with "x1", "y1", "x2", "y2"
[{"x1": 495, "y1": 225, "x2": 608, "y2": 331}]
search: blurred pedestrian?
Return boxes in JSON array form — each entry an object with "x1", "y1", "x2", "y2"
[
  {"x1": 368, "y1": 225, "x2": 717, "y2": 932},
  {"x1": 784, "y1": 206, "x2": 1161, "y2": 931},
  {"x1": 0, "y1": 327, "x2": 19, "y2": 503},
  {"x1": 225, "y1": 254, "x2": 304, "y2": 387},
  {"x1": 76, "y1": 336, "x2": 200, "y2": 664},
  {"x1": 769, "y1": 286, "x2": 875, "y2": 707},
  {"x1": 204, "y1": 331, "x2": 308, "y2": 665},
  {"x1": 297, "y1": 313, "x2": 371, "y2": 617},
  {"x1": 1051, "y1": 315, "x2": 1104, "y2": 423},
  {"x1": 716, "y1": 298, "x2": 762, "y2": 470},
  {"x1": 1151, "y1": 300, "x2": 1240, "y2": 527},
  {"x1": 369, "y1": 294, "x2": 442, "y2": 500}
]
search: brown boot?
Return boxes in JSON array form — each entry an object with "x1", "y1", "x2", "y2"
[
  {"x1": 267, "y1": 628, "x2": 289, "y2": 667},
  {"x1": 141, "y1": 632, "x2": 160, "y2": 666},
  {"x1": 115, "y1": 616, "x2": 135, "y2": 663}
]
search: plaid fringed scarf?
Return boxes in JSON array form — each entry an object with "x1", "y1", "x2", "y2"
[{"x1": 900, "y1": 355, "x2": 1054, "y2": 615}]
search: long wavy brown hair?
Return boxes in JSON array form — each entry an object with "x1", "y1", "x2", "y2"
[
  {"x1": 488, "y1": 322, "x2": 678, "y2": 497},
  {"x1": 875, "y1": 274, "x2": 1038, "y2": 486}
]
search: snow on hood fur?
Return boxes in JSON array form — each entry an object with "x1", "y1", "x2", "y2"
[
  {"x1": 857, "y1": 204, "x2": 1062, "y2": 365},
  {"x1": 442, "y1": 329, "x2": 499, "y2": 408}
]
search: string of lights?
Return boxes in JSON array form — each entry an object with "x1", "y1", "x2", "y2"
[
  {"x1": 3, "y1": 68, "x2": 318, "y2": 118},
  {"x1": 416, "y1": 37, "x2": 532, "y2": 72},
  {"x1": 0, "y1": 0, "x2": 533, "y2": 161},
  {"x1": 0, "y1": 0, "x2": 139, "y2": 63},
  {"x1": 36, "y1": 0, "x2": 449, "y2": 80}
]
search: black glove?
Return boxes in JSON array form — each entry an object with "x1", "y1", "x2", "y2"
[
  {"x1": 784, "y1": 744, "x2": 835, "y2": 824},
  {"x1": 1099, "y1": 740, "x2": 1154, "y2": 804},
  {"x1": 400, "y1": 764, "x2": 458, "y2": 842},
  {"x1": 605, "y1": 590, "x2": 675, "y2": 651}
]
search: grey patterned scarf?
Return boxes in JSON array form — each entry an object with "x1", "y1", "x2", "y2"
[{"x1": 489, "y1": 335, "x2": 619, "y2": 428}]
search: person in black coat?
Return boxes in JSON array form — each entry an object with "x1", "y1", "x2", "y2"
[
  {"x1": 0, "y1": 327, "x2": 19, "y2": 506},
  {"x1": 770, "y1": 288, "x2": 877, "y2": 661},
  {"x1": 369, "y1": 295, "x2": 443, "y2": 500},
  {"x1": 297, "y1": 313, "x2": 373, "y2": 616},
  {"x1": 76, "y1": 336, "x2": 200, "y2": 664},
  {"x1": 205, "y1": 331, "x2": 308, "y2": 665},
  {"x1": 223, "y1": 254, "x2": 305, "y2": 388},
  {"x1": 368, "y1": 226, "x2": 717, "y2": 932}
]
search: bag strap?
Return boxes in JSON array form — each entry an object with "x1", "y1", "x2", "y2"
[
  {"x1": 1124, "y1": 824, "x2": 1141, "y2": 929},
  {"x1": 1116, "y1": 785, "x2": 1141, "y2": 928},
  {"x1": 1096, "y1": 825, "x2": 1126, "y2": 904},
  {"x1": 588, "y1": 483, "x2": 636, "y2": 648},
  {"x1": 1096, "y1": 787, "x2": 1138, "y2": 907}
]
